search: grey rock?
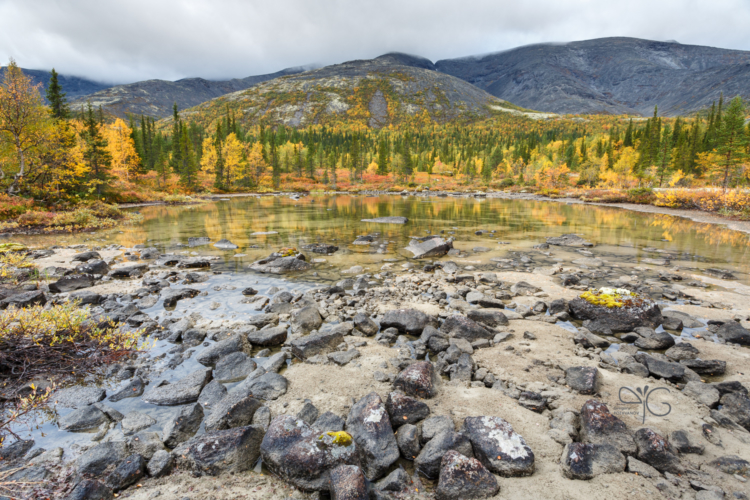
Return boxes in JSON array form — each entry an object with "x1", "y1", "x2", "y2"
[
  {"x1": 670, "y1": 429, "x2": 704, "y2": 454},
  {"x1": 385, "y1": 391, "x2": 430, "y2": 428},
  {"x1": 435, "y1": 450, "x2": 500, "y2": 500},
  {"x1": 421, "y1": 415, "x2": 454, "y2": 443},
  {"x1": 127, "y1": 431, "x2": 166, "y2": 460},
  {"x1": 146, "y1": 449, "x2": 173, "y2": 478},
  {"x1": 162, "y1": 404, "x2": 204, "y2": 448},
  {"x1": 54, "y1": 386, "x2": 106, "y2": 408},
  {"x1": 463, "y1": 416, "x2": 535, "y2": 477},
  {"x1": 297, "y1": 401, "x2": 319, "y2": 425},
  {"x1": 142, "y1": 368, "x2": 212, "y2": 406},
  {"x1": 62, "y1": 479, "x2": 113, "y2": 500},
  {"x1": 75, "y1": 259, "x2": 110, "y2": 275},
  {"x1": 466, "y1": 309, "x2": 509, "y2": 328},
  {"x1": 161, "y1": 287, "x2": 200, "y2": 307},
  {"x1": 560, "y1": 442, "x2": 626, "y2": 480},
  {"x1": 204, "y1": 392, "x2": 263, "y2": 432},
  {"x1": 665, "y1": 342, "x2": 700, "y2": 361},
  {"x1": 707, "y1": 455, "x2": 750, "y2": 475},
  {"x1": 246, "y1": 325, "x2": 287, "y2": 346},
  {"x1": 48, "y1": 274, "x2": 95, "y2": 293},
  {"x1": 353, "y1": 313, "x2": 379, "y2": 336},
  {"x1": 175, "y1": 425, "x2": 265, "y2": 476},
  {"x1": 291, "y1": 305, "x2": 322, "y2": 332},
  {"x1": 634, "y1": 328, "x2": 676, "y2": 350},
  {"x1": 414, "y1": 429, "x2": 473, "y2": 479},
  {"x1": 197, "y1": 380, "x2": 227, "y2": 409},
  {"x1": 249, "y1": 253, "x2": 312, "y2": 274},
  {"x1": 407, "y1": 237, "x2": 453, "y2": 259},
  {"x1": 346, "y1": 392, "x2": 399, "y2": 480},
  {"x1": 232, "y1": 372, "x2": 288, "y2": 400},
  {"x1": 719, "y1": 392, "x2": 750, "y2": 431},
  {"x1": 252, "y1": 406, "x2": 272, "y2": 430},
  {"x1": 121, "y1": 411, "x2": 156, "y2": 436},
  {"x1": 381, "y1": 308, "x2": 435, "y2": 335},
  {"x1": 213, "y1": 239, "x2": 238, "y2": 249},
  {"x1": 196, "y1": 334, "x2": 251, "y2": 366},
  {"x1": 393, "y1": 361, "x2": 440, "y2": 399},
  {"x1": 59, "y1": 404, "x2": 109, "y2": 432},
  {"x1": 546, "y1": 234, "x2": 591, "y2": 247},
  {"x1": 329, "y1": 349, "x2": 360, "y2": 365},
  {"x1": 291, "y1": 330, "x2": 344, "y2": 360},
  {"x1": 439, "y1": 315, "x2": 494, "y2": 341},
  {"x1": 716, "y1": 322, "x2": 750, "y2": 345},
  {"x1": 565, "y1": 366, "x2": 599, "y2": 395},
  {"x1": 361, "y1": 216, "x2": 408, "y2": 224},
  {"x1": 104, "y1": 453, "x2": 145, "y2": 492},
  {"x1": 683, "y1": 381, "x2": 720, "y2": 408},
  {"x1": 396, "y1": 424, "x2": 421, "y2": 460},
  {"x1": 76, "y1": 441, "x2": 129, "y2": 475},
  {"x1": 213, "y1": 352, "x2": 256, "y2": 382}
]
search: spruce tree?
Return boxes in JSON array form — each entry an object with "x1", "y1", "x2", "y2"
[
  {"x1": 377, "y1": 136, "x2": 388, "y2": 175},
  {"x1": 623, "y1": 120, "x2": 634, "y2": 147},
  {"x1": 716, "y1": 96, "x2": 748, "y2": 190},
  {"x1": 46, "y1": 68, "x2": 69, "y2": 119},
  {"x1": 82, "y1": 103, "x2": 113, "y2": 196}
]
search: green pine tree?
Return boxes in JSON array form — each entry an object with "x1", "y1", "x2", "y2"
[
  {"x1": 45, "y1": 68, "x2": 69, "y2": 119},
  {"x1": 82, "y1": 103, "x2": 113, "y2": 196},
  {"x1": 716, "y1": 96, "x2": 749, "y2": 190}
]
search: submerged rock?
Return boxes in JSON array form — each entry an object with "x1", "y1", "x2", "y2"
[
  {"x1": 406, "y1": 237, "x2": 453, "y2": 259},
  {"x1": 546, "y1": 234, "x2": 592, "y2": 247},
  {"x1": 361, "y1": 216, "x2": 408, "y2": 224},
  {"x1": 213, "y1": 239, "x2": 238, "y2": 249},
  {"x1": 249, "y1": 252, "x2": 312, "y2": 274}
]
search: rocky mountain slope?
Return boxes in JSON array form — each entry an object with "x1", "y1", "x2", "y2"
[
  {"x1": 434, "y1": 37, "x2": 750, "y2": 116},
  {"x1": 69, "y1": 67, "x2": 309, "y2": 118},
  {"x1": 0, "y1": 66, "x2": 112, "y2": 101},
  {"x1": 179, "y1": 54, "x2": 526, "y2": 129}
]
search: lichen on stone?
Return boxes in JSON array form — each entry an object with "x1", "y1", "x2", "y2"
[{"x1": 319, "y1": 431, "x2": 352, "y2": 447}]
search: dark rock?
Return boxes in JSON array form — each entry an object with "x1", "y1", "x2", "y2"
[
  {"x1": 176, "y1": 425, "x2": 265, "y2": 476},
  {"x1": 579, "y1": 400, "x2": 636, "y2": 456},
  {"x1": 0, "y1": 439, "x2": 34, "y2": 462},
  {"x1": 162, "y1": 404, "x2": 204, "y2": 448},
  {"x1": 436, "y1": 450, "x2": 500, "y2": 500},
  {"x1": 291, "y1": 305, "x2": 322, "y2": 332},
  {"x1": 385, "y1": 391, "x2": 430, "y2": 427},
  {"x1": 414, "y1": 429, "x2": 473, "y2": 479},
  {"x1": 381, "y1": 308, "x2": 435, "y2": 335},
  {"x1": 0, "y1": 289, "x2": 47, "y2": 309},
  {"x1": 302, "y1": 243, "x2": 338, "y2": 254},
  {"x1": 141, "y1": 368, "x2": 212, "y2": 406},
  {"x1": 233, "y1": 372, "x2": 288, "y2": 400},
  {"x1": 396, "y1": 424, "x2": 421, "y2": 460},
  {"x1": 108, "y1": 377, "x2": 145, "y2": 402},
  {"x1": 63, "y1": 480, "x2": 113, "y2": 500},
  {"x1": 246, "y1": 312, "x2": 279, "y2": 328},
  {"x1": 393, "y1": 361, "x2": 440, "y2": 399},
  {"x1": 75, "y1": 259, "x2": 110, "y2": 275},
  {"x1": 573, "y1": 329, "x2": 610, "y2": 349},
  {"x1": 346, "y1": 392, "x2": 399, "y2": 480},
  {"x1": 105, "y1": 454, "x2": 145, "y2": 492},
  {"x1": 560, "y1": 442, "x2": 626, "y2": 480},
  {"x1": 76, "y1": 441, "x2": 129, "y2": 475},
  {"x1": 161, "y1": 287, "x2": 200, "y2": 308},
  {"x1": 427, "y1": 335, "x2": 450, "y2": 353},
  {"x1": 198, "y1": 380, "x2": 227, "y2": 408},
  {"x1": 633, "y1": 328, "x2": 676, "y2": 350},
  {"x1": 546, "y1": 234, "x2": 592, "y2": 247},
  {"x1": 420, "y1": 415, "x2": 454, "y2": 443},
  {"x1": 260, "y1": 415, "x2": 359, "y2": 491},
  {"x1": 68, "y1": 289, "x2": 102, "y2": 305},
  {"x1": 291, "y1": 330, "x2": 344, "y2": 360},
  {"x1": 249, "y1": 253, "x2": 312, "y2": 274},
  {"x1": 329, "y1": 464, "x2": 368, "y2": 500},
  {"x1": 205, "y1": 392, "x2": 263, "y2": 432},
  {"x1": 196, "y1": 334, "x2": 251, "y2": 366},
  {"x1": 242, "y1": 287, "x2": 258, "y2": 296},
  {"x1": 214, "y1": 352, "x2": 256, "y2": 382},
  {"x1": 549, "y1": 299, "x2": 569, "y2": 315},
  {"x1": 109, "y1": 264, "x2": 148, "y2": 278},
  {"x1": 353, "y1": 313, "x2": 379, "y2": 336},
  {"x1": 146, "y1": 449, "x2": 173, "y2": 478},
  {"x1": 176, "y1": 257, "x2": 211, "y2": 269},
  {"x1": 127, "y1": 431, "x2": 166, "y2": 460},
  {"x1": 680, "y1": 359, "x2": 726, "y2": 375},
  {"x1": 312, "y1": 411, "x2": 345, "y2": 433},
  {"x1": 704, "y1": 268, "x2": 736, "y2": 279},
  {"x1": 59, "y1": 404, "x2": 109, "y2": 431},
  {"x1": 570, "y1": 298, "x2": 663, "y2": 333},
  {"x1": 72, "y1": 250, "x2": 101, "y2": 262},
  {"x1": 463, "y1": 416, "x2": 535, "y2": 477},
  {"x1": 633, "y1": 428, "x2": 683, "y2": 474},
  {"x1": 716, "y1": 322, "x2": 750, "y2": 345},
  {"x1": 329, "y1": 349, "x2": 360, "y2": 365},
  {"x1": 466, "y1": 309, "x2": 509, "y2": 328},
  {"x1": 670, "y1": 429, "x2": 704, "y2": 454},
  {"x1": 565, "y1": 366, "x2": 599, "y2": 395},
  {"x1": 440, "y1": 315, "x2": 494, "y2": 341},
  {"x1": 297, "y1": 401, "x2": 319, "y2": 425},
  {"x1": 518, "y1": 391, "x2": 547, "y2": 413},
  {"x1": 708, "y1": 455, "x2": 750, "y2": 475},
  {"x1": 661, "y1": 316, "x2": 683, "y2": 331},
  {"x1": 719, "y1": 392, "x2": 750, "y2": 430},
  {"x1": 665, "y1": 343, "x2": 699, "y2": 361},
  {"x1": 711, "y1": 381, "x2": 748, "y2": 397},
  {"x1": 374, "y1": 467, "x2": 412, "y2": 494},
  {"x1": 640, "y1": 354, "x2": 685, "y2": 381},
  {"x1": 406, "y1": 237, "x2": 453, "y2": 259}
]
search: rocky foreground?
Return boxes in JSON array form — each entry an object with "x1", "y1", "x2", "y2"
[{"x1": 2, "y1": 235, "x2": 750, "y2": 500}]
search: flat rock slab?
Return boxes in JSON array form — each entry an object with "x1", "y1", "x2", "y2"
[
  {"x1": 175, "y1": 425, "x2": 265, "y2": 476},
  {"x1": 249, "y1": 254, "x2": 312, "y2": 274},
  {"x1": 53, "y1": 386, "x2": 106, "y2": 408},
  {"x1": 361, "y1": 217, "x2": 408, "y2": 224},
  {"x1": 570, "y1": 298, "x2": 663, "y2": 333},
  {"x1": 463, "y1": 416, "x2": 535, "y2": 477},
  {"x1": 142, "y1": 368, "x2": 212, "y2": 406},
  {"x1": 406, "y1": 237, "x2": 453, "y2": 259}
]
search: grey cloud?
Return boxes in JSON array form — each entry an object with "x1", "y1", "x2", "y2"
[{"x1": 1, "y1": 0, "x2": 749, "y2": 84}]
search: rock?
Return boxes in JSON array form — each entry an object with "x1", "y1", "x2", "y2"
[
  {"x1": 204, "y1": 392, "x2": 263, "y2": 432},
  {"x1": 105, "y1": 453, "x2": 145, "y2": 492},
  {"x1": 574, "y1": 329, "x2": 610, "y2": 349},
  {"x1": 260, "y1": 415, "x2": 359, "y2": 491},
  {"x1": 252, "y1": 406, "x2": 272, "y2": 430},
  {"x1": 245, "y1": 312, "x2": 279, "y2": 329},
  {"x1": 249, "y1": 253, "x2": 312, "y2": 274},
  {"x1": 329, "y1": 349, "x2": 360, "y2": 365},
  {"x1": 633, "y1": 428, "x2": 683, "y2": 474},
  {"x1": 142, "y1": 368, "x2": 212, "y2": 406},
  {"x1": 214, "y1": 352, "x2": 257, "y2": 382},
  {"x1": 108, "y1": 377, "x2": 145, "y2": 402},
  {"x1": 436, "y1": 450, "x2": 500, "y2": 500},
  {"x1": 72, "y1": 250, "x2": 101, "y2": 262},
  {"x1": 547, "y1": 234, "x2": 592, "y2": 247},
  {"x1": 329, "y1": 464, "x2": 368, "y2": 500},
  {"x1": 704, "y1": 268, "x2": 736, "y2": 279},
  {"x1": 550, "y1": 411, "x2": 580, "y2": 440},
  {"x1": 127, "y1": 431, "x2": 166, "y2": 460},
  {"x1": 466, "y1": 309, "x2": 509, "y2": 328},
  {"x1": 716, "y1": 322, "x2": 750, "y2": 345},
  {"x1": 439, "y1": 315, "x2": 494, "y2": 341},
  {"x1": 146, "y1": 449, "x2": 173, "y2": 478},
  {"x1": 626, "y1": 456, "x2": 661, "y2": 478},
  {"x1": 302, "y1": 243, "x2": 338, "y2": 254},
  {"x1": 62, "y1": 479, "x2": 114, "y2": 500},
  {"x1": 242, "y1": 287, "x2": 258, "y2": 296},
  {"x1": 385, "y1": 391, "x2": 430, "y2": 428},
  {"x1": 291, "y1": 330, "x2": 344, "y2": 360},
  {"x1": 188, "y1": 237, "x2": 211, "y2": 246},
  {"x1": 680, "y1": 359, "x2": 726, "y2": 375},
  {"x1": 683, "y1": 381, "x2": 720, "y2": 408},
  {"x1": 59, "y1": 404, "x2": 109, "y2": 432},
  {"x1": 670, "y1": 429, "x2": 705, "y2": 454},
  {"x1": 579, "y1": 400, "x2": 636, "y2": 456},
  {"x1": 297, "y1": 401, "x2": 319, "y2": 425},
  {"x1": 510, "y1": 281, "x2": 542, "y2": 295},
  {"x1": 711, "y1": 381, "x2": 749, "y2": 397},
  {"x1": 176, "y1": 257, "x2": 211, "y2": 269},
  {"x1": 0, "y1": 289, "x2": 47, "y2": 310},
  {"x1": 397, "y1": 424, "x2": 421, "y2": 459},
  {"x1": 0, "y1": 439, "x2": 34, "y2": 462},
  {"x1": 312, "y1": 411, "x2": 345, "y2": 433},
  {"x1": 421, "y1": 416, "x2": 455, "y2": 443},
  {"x1": 213, "y1": 239, "x2": 238, "y2": 249},
  {"x1": 291, "y1": 305, "x2": 322, "y2": 332},
  {"x1": 560, "y1": 442, "x2": 626, "y2": 480},
  {"x1": 162, "y1": 404, "x2": 204, "y2": 447},
  {"x1": 634, "y1": 328, "x2": 676, "y2": 350},
  {"x1": 665, "y1": 343, "x2": 699, "y2": 361},
  {"x1": 380, "y1": 308, "x2": 434, "y2": 335},
  {"x1": 640, "y1": 354, "x2": 685, "y2": 381},
  {"x1": 176, "y1": 425, "x2": 265, "y2": 476},
  {"x1": 161, "y1": 287, "x2": 200, "y2": 307},
  {"x1": 415, "y1": 429, "x2": 473, "y2": 479},
  {"x1": 518, "y1": 391, "x2": 547, "y2": 413},
  {"x1": 374, "y1": 468, "x2": 412, "y2": 494},
  {"x1": 121, "y1": 411, "x2": 156, "y2": 436},
  {"x1": 76, "y1": 441, "x2": 129, "y2": 475},
  {"x1": 569, "y1": 298, "x2": 663, "y2": 333},
  {"x1": 353, "y1": 313, "x2": 379, "y2": 336},
  {"x1": 406, "y1": 237, "x2": 453, "y2": 259},
  {"x1": 346, "y1": 392, "x2": 399, "y2": 480},
  {"x1": 233, "y1": 372, "x2": 288, "y2": 400},
  {"x1": 53, "y1": 386, "x2": 106, "y2": 408},
  {"x1": 361, "y1": 216, "x2": 408, "y2": 224},
  {"x1": 393, "y1": 361, "x2": 440, "y2": 399},
  {"x1": 68, "y1": 289, "x2": 103, "y2": 305},
  {"x1": 109, "y1": 264, "x2": 148, "y2": 278},
  {"x1": 463, "y1": 416, "x2": 535, "y2": 477},
  {"x1": 719, "y1": 393, "x2": 750, "y2": 430},
  {"x1": 196, "y1": 334, "x2": 251, "y2": 366},
  {"x1": 75, "y1": 259, "x2": 110, "y2": 275},
  {"x1": 565, "y1": 366, "x2": 599, "y2": 395},
  {"x1": 708, "y1": 455, "x2": 750, "y2": 475}
]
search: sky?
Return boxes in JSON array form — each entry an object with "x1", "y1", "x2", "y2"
[{"x1": 2, "y1": 0, "x2": 750, "y2": 84}]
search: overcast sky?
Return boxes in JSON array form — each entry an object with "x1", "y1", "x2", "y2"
[{"x1": 2, "y1": 0, "x2": 750, "y2": 84}]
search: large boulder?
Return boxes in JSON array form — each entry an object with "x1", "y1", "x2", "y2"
[
  {"x1": 141, "y1": 368, "x2": 212, "y2": 406},
  {"x1": 436, "y1": 450, "x2": 500, "y2": 500},
  {"x1": 393, "y1": 361, "x2": 440, "y2": 399},
  {"x1": 249, "y1": 253, "x2": 312, "y2": 274},
  {"x1": 579, "y1": 400, "x2": 636, "y2": 456},
  {"x1": 406, "y1": 237, "x2": 453, "y2": 259},
  {"x1": 174, "y1": 425, "x2": 265, "y2": 476},
  {"x1": 716, "y1": 322, "x2": 750, "y2": 345},
  {"x1": 346, "y1": 392, "x2": 399, "y2": 480},
  {"x1": 260, "y1": 415, "x2": 359, "y2": 491},
  {"x1": 569, "y1": 297, "x2": 663, "y2": 333},
  {"x1": 463, "y1": 416, "x2": 535, "y2": 477},
  {"x1": 380, "y1": 308, "x2": 435, "y2": 335},
  {"x1": 439, "y1": 315, "x2": 494, "y2": 341},
  {"x1": 560, "y1": 443, "x2": 626, "y2": 480}
]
